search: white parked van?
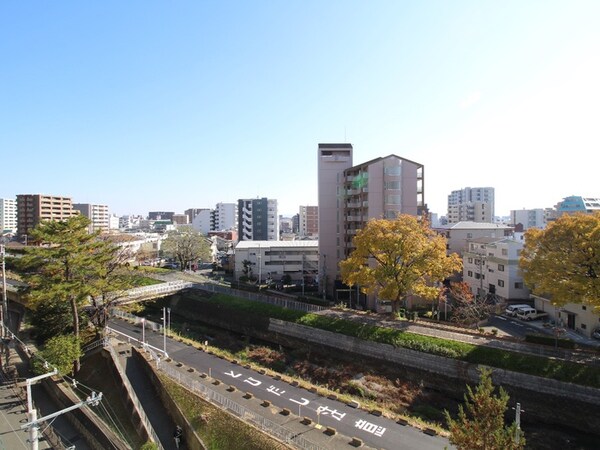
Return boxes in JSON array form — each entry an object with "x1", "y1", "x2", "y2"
[
  {"x1": 516, "y1": 307, "x2": 548, "y2": 321},
  {"x1": 505, "y1": 304, "x2": 531, "y2": 317}
]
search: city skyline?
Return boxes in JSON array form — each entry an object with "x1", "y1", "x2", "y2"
[{"x1": 2, "y1": 2, "x2": 599, "y2": 217}]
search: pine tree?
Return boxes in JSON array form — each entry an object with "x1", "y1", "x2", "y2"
[
  {"x1": 21, "y1": 215, "x2": 124, "y2": 372},
  {"x1": 445, "y1": 367, "x2": 525, "y2": 450}
]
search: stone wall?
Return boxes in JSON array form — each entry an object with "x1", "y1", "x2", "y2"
[{"x1": 268, "y1": 319, "x2": 600, "y2": 433}]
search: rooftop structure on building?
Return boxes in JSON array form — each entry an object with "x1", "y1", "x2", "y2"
[
  {"x1": 148, "y1": 211, "x2": 174, "y2": 221},
  {"x1": 447, "y1": 187, "x2": 495, "y2": 224},
  {"x1": 555, "y1": 196, "x2": 600, "y2": 215}
]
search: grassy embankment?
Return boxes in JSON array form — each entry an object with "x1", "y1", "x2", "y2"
[
  {"x1": 189, "y1": 293, "x2": 600, "y2": 389},
  {"x1": 158, "y1": 374, "x2": 290, "y2": 450}
]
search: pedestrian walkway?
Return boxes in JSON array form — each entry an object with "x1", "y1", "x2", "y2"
[{"x1": 114, "y1": 346, "x2": 180, "y2": 450}]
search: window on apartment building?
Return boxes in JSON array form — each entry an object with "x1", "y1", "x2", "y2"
[
  {"x1": 467, "y1": 233, "x2": 473, "y2": 238},
  {"x1": 385, "y1": 194, "x2": 401, "y2": 205},
  {"x1": 502, "y1": 249, "x2": 508, "y2": 256},
  {"x1": 467, "y1": 270, "x2": 473, "y2": 277},
  {"x1": 474, "y1": 259, "x2": 481, "y2": 265},
  {"x1": 384, "y1": 166, "x2": 401, "y2": 176},
  {"x1": 498, "y1": 264, "x2": 504, "y2": 272},
  {"x1": 468, "y1": 257, "x2": 473, "y2": 263},
  {"x1": 582, "y1": 323, "x2": 587, "y2": 330},
  {"x1": 384, "y1": 181, "x2": 400, "y2": 190},
  {"x1": 498, "y1": 280, "x2": 504, "y2": 287},
  {"x1": 582, "y1": 305, "x2": 587, "y2": 310},
  {"x1": 514, "y1": 282, "x2": 523, "y2": 289},
  {"x1": 475, "y1": 273, "x2": 480, "y2": 279},
  {"x1": 470, "y1": 244, "x2": 475, "y2": 250}
]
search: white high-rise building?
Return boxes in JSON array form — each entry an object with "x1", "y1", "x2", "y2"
[
  {"x1": 0, "y1": 198, "x2": 17, "y2": 234},
  {"x1": 211, "y1": 202, "x2": 237, "y2": 231},
  {"x1": 447, "y1": 187, "x2": 495, "y2": 224},
  {"x1": 73, "y1": 203, "x2": 110, "y2": 233}
]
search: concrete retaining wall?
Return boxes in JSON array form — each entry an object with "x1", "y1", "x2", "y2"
[{"x1": 268, "y1": 319, "x2": 600, "y2": 405}]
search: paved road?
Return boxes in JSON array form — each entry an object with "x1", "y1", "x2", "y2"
[{"x1": 108, "y1": 318, "x2": 452, "y2": 450}]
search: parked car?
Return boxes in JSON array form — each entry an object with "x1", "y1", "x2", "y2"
[
  {"x1": 516, "y1": 307, "x2": 548, "y2": 321},
  {"x1": 505, "y1": 304, "x2": 531, "y2": 317}
]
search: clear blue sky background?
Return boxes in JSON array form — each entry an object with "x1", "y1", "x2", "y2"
[{"x1": 2, "y1": 1, "x2": 599, "y2": 217}]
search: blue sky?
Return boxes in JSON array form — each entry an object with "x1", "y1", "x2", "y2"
[{"x1": 2, "y1": 1, "x2": 599, "y2": 217}]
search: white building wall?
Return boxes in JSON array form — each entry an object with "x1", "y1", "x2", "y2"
[
  {"x1": 0, "y1": 198, "x2": 17, "y2": 234},
  {"x1": 212, "y1": 203, "x2": 237, "y2": 231},
  {"x1": 192, "y1": 209, "x2": 212, "y2": 235}
]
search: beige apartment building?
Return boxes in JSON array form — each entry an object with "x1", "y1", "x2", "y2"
[
  {"x1": 73, "y1": 203, "x2": 110, "y2": 233},
  {"x1": 318, "y1": 143, "x2": 425, "y2": 308},
  {"x1": 17, "y1": 194, "x2": 78, "y2": 238},
  {"x1": 298, "y1": 205, "x2": 318, "y2": 237}
]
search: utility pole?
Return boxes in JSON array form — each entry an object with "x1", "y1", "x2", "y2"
[
  {"x1": 1, "y1": 244, "x2": 7, "y2": 337},
  {"x1": 162, "y1": 307, "x2": 168, "y2": 358},
  {"x1": 514, "y1": 402, "x2": 523, "y2": 444},
  {"x1": 22, "y1": 368, "x2": 102, "y2": 450}
]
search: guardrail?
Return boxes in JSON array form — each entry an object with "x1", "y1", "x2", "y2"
[
  {"x1": 196, "y1": 282, "x2": 326, "y2": 313},
  {"x1": 152, "y1": 357, "x2": 325, "y2": 450}
]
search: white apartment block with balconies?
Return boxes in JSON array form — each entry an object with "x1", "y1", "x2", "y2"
[
  {"x1": 510, "y1": 208, "x2": 547, "y2": 230},
  {"x1": 211, "y1": 202, "x2": 237, "y2": 231},
  {"x1": 462, "y1": 236, "x2": 530, "y2": 302},
  {"x1": 73, "y1": 203, "x2": 109, "y2": 233},
  {"x1": 447, "y1": 187, "x2": 495, "y2": 224},
  {"x1": 0, "y1": 198, "x2": 17, "y2": 235}
]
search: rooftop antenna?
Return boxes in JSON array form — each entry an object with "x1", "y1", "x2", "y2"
[{"x1": 344, "y1": 126, "x2": 347, "y2": 142}]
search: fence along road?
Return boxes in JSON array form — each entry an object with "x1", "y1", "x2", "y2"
[{"x1": 107, "y1": 317, "x2": 453, "y2": 450}]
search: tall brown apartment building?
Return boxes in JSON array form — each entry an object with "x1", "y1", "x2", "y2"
[
  {"x1": 16, "y1": 194, "x2": 78, "y2": 238},
  {"x1": 317, "y1": 143, "x2": 425, "y2": 308}
]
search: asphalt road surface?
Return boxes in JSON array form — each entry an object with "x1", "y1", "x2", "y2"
[{"x1": 108, "y1": 318, "x2": 453, "y2": 450}]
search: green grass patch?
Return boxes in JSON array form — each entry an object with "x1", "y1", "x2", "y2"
[
  {"x1": 159, "y1": 374, "x2": 288, "y2": 450},
  {"x1": 191, "y1": 293, "x2": 600, "y2": 388}
]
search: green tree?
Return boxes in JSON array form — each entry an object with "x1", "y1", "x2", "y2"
[
  {"x1": 161, "y1": 227, "x2": 211, "y2": 271},
  {"x1": 339, "y1": 214, "x2": 461, "y2": 312},
  {"x1": 519, "y1": 212, "x2": 600, "y2": 312},
  {"x1": 21, "y1": 215, "x2": 125, "y2": 371},
  {"x1": 32, "y1": 334, "x2": 83, "y2": 376},
  {"x1": 445, "y1": 367, "x2": 525, "y2": 450}
]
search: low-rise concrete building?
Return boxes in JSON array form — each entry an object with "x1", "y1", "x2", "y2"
[
  {"x1": 234, "y1": 240, "x2": 318, "y2": 285},
  {"x1": 462, "y1": 237, "x2": 530, "y2": 302},
  {"x1": 434, "y1": 221, "x2": 514, "y2": 258},
  {"x1": 532, "y1": 295, "x2": 600, "y2": 338}
]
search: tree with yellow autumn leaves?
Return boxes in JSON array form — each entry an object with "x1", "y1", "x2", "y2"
[
  {"x1": 519, "y1": 211, "x2": 600, "y2": 312},
  {"x1": 340, "y1": 214, "x2": 461, "y2": 312}
]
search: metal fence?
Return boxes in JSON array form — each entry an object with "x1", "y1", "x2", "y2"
[
  {"x1": 195, "y1": 282, "x2": 326, "y2": 313},
  {"x1": 153, "y1": 358, "x2": 325, "y2": 450},
  {"x1": 106, "y1": 344, "x2": 164, "y2": 450}
]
